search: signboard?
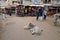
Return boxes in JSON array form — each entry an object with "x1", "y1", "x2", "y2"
[{"x1": 31, "y1": 0, "x2": 41, "y2": 5}]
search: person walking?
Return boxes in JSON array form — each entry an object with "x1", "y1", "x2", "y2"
[
  {"x1": 21, "y1": 8, "x2": 24, "y2": 17},
  {"x1": 42, "y1": 8, "x2": 47, "y2": 20},
  {"x1": 9, "y1": 9, "x2": 12, "y2": 16},
  {"x1": 2, "y1": 9, "x2": 6, "y2": 20},
  {"x1": 24, "y1": 8, "x2": 27, "y2": 16},
  {"x1": 36, "y1": 8, "x2": 40, "y2": 20},
  {"x1": 39, "y1": 8, "x2": 42, "y2": 16},
  {"x1": 15, "y1": 8, "x2": 17, "y2": 16}
]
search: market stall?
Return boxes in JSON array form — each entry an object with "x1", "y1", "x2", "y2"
[{"x1": 16, "y1": 4, "x2": 45, "y2": 16}]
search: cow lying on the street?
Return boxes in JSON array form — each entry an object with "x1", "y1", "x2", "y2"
[
  {"x1": 24, "y1": 23, "x2": 35, "y2": 30},
  {"x1": 24, "y1": 23, "x2": 43, "y2": 35}
]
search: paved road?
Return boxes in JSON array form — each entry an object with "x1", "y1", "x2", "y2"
[
  {"x1": 1, "y1": 15, "x2": 60, "y2": 40},
  {"x1": 0, "y1": 15, "x2": 2, "y2": 21},
  {"x1": 0, "y1": 15, "x2": 2, "y2": 40},
  {"x1": 0, "y1": 15, "x2": 3, "y2": 30}
]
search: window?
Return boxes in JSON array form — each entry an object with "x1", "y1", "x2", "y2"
[
  {"x1": 0, "y1": 0, "x2": 1, "y2": 3},
  {"x1": 0, "y1": 0, "x2": 1, "y2": 2},
  {"x1": 12, "y1": 1, "x2": 17, "y2": 4},
  {"x1": 48, "y1": 0, "x2": 51, "y2": 2},
  {"x1": 25, "y1": 0, "x2": 31, "y2": 1},
  {"x1": 21, "y1": 0, "x2": 23, "y2": 4},
  {"x1": 12, "y1": 1, "x2": 20, "y2": 5},
  {"x1": 3, "y1": 0, "x2": 7, "y2": 1},
  {"x1": 43, "y1": 0, "x2": 51, "y2": 3},
  {"x1": 2, "y1": 0, "x2": 7, "y2": 2}
]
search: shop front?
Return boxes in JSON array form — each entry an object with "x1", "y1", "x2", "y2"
[{"x1": 47, "y1": 4, "x2": 60, "y2": 16}]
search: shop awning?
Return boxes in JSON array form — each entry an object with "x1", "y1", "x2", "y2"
[
  {"x1": 22, "y1": 1, "x2": 32, "y2": 6},
  {"x1": 52, "y1": 4, "x2": 60, "y2": 7},
  {"x1": 0, "y1": 6, "x2": 5, "y2": 9},
  {"x1": 44, "y1": 4, "x2": 52, "y2": 6},
  {"x1": 29, "y1": 4, "x2": 44, "y2": 7}
]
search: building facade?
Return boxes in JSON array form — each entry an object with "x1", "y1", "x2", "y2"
[
  {"x1": 51, "y1": 0, "x2": 60, "y2": 4},
  {"x1": 0, "y1": 0, "x2": 60, "y2": 8},
  {"x1": 0, "y1": 0, "x2": 21, "y2": 8},
  {"x1": 0, "y1": 0, "x2": 8, "y2": 7}
]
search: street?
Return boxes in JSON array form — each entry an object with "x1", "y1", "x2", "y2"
[{"x1": 1, "y1": 15, "x2": 60, "y2": 40}]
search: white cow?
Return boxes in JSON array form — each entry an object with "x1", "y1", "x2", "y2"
[
  {"x1": 24, "y1": 23, "x2": 43, "y2": 35},
  {"x1": 30, "y1": 26, "x2": 42, "y2": 35},
  {"x1": 24, "y1": 23, "x2": 35, "y2": 30}
]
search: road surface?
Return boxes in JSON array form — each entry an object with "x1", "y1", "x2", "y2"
[{"x1": 1, "y1": 15, "x2": 60, "y2": 40}]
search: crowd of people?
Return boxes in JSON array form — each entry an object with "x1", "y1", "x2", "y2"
[
  {"x1": 15, "y1": 6, "x2": 48, "y2": 20},
  {"x1": 0, "y1": 6, "x2": 48, "y2": 21}
]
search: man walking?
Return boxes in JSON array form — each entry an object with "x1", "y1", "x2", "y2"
[
  {"x1": 42, "y1": 9, "x2": 47, "y2": 20},
  {"x1": 2, "y1": 9, "x2": 6, "y2": 20},
  {"x1": 9, "y1": 9, "x2": 12, "y2": 16},
  {"x1": 36, "y1": 8, "x2": 40, "y2": 20}
]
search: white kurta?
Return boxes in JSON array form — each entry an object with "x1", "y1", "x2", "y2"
[{"x1": 2, "y1": 14, "x2": 6, "y2": 20}]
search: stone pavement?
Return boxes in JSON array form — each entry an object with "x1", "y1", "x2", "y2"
[
  {"x1": 0, "y1": 15, "x2": 2, "y2": 40},
  {"x1": 1, "y1": 15, "x2": 60, "y2": 40},
  {"x1": 0, "y1": 15, "x2": 3, "y2": 31}
]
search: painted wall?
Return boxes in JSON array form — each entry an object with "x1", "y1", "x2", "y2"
[
  {"x1": 0, "y1": 0, "x2": 20, "y2": 7},
  {"x1": 0, "y1": 0, "x2": 8, "y2": 7}
]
